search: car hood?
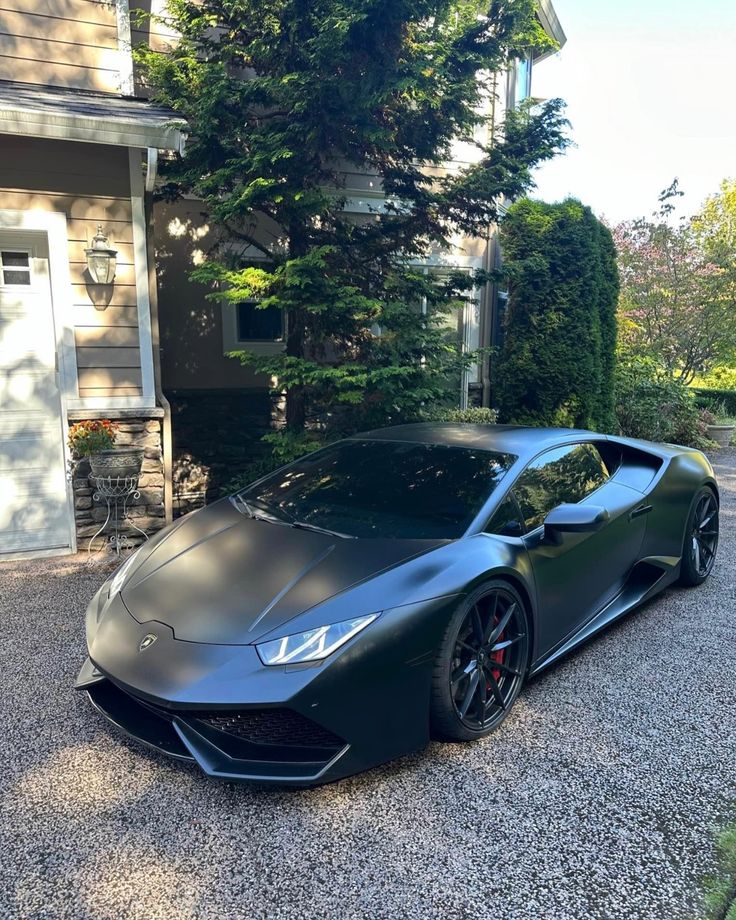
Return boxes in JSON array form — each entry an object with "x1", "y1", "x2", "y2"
[{"x1": 121, "y1": 499, "x2": 445, "y2": 645}]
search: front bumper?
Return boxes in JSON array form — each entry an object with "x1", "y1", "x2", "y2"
[
  {"x1": 76, "y1": 586, "x2": 455, "y2": 785},
  {"x1": 77, "y1": 659, "x2": 350, "y2": 783}
]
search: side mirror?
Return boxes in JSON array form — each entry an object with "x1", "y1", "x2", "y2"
[{"x1": 543, "y1": 503, "x2": 609, "y2": 542}]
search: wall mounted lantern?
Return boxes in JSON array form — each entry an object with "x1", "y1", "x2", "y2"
[{"x1": 85, "y1": 226, "x2": 118, "y2": 285}]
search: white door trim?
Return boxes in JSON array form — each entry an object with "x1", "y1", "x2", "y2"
[
  {"x1": 0, "y1": 211, "x2": 78, "y2": 554},
  {"x1": 0, "y1": 209, "x2": 78, "y2": 402},
  {"x1": 129, "y1": 148, "x2": 157, "y2": 403}
]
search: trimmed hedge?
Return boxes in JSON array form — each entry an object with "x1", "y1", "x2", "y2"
[
  {"x1": 692, "y1": 387, "x2": 736, "y2": 416},
  {"x1": 493, "y1": 198, "x2": 619, "y2": 430}
]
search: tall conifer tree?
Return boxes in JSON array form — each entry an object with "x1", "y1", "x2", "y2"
[{"x1": 139, "y1": 0, "x2": 568, "y2": 441}]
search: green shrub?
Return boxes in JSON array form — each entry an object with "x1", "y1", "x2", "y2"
[
  {"x1": 420, "y1": 406, "x2": 499, "y2": 425},
  {"x1": 220, "y1": 429, "x2": 326, "y2": 496},
  {"x1": 614, "y1": 358, "x2": 714, "y2": 448},
  {"x1": 704, "y1": 824, "x2": 736, "y2": 920},
  {"x1": 693, "y1": 388, "x2": 736, "y2": 417},
  {"x1": 493, "y1": 198, "x2": 619, "y2": 430},
  {"x1": 693, "y1": 365, "x2": 736, "y2": 391}
]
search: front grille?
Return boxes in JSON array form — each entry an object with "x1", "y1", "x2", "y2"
[
  {"x1": 127, "y1": 688, "x2": 345, "y2": 752},
  {"x1": 192, "y1": 708, "x2": 344, "y2": 750}
]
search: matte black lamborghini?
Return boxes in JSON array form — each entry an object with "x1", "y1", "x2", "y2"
[{"x1": 76, "y1": 424, "x2": 719, "y2": 785}]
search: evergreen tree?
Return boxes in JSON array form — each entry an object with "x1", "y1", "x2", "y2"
[
  {"x1": 493, "y1": 198, "x2": 618, "y2": 429},
  {"x1": 139, "y1": 0, "x2": 568, "y2": 444}
]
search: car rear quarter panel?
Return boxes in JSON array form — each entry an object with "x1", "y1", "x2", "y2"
[{"x1": 638, "y1": 449, "x2": 718, "y2": 560}]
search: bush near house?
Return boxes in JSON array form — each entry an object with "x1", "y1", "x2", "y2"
[
  {"x1": 693, "y1": 388, "x2": 736, "y2": 417},
  {"x1": 419, "y1": 406, "x2": 498, "y2": 425},
  {"x1": 614, "y1": 357, "x2": 712, "y2": 448},
  {"x1": 493, "y1": 198, "x2": 618, "y2": 430},
  {"x1": 692, "y1": 364, "x2": 736, "y2": 391}
]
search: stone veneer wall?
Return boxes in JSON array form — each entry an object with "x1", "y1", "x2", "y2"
[
  {"x1": 69, "y1": 415, "x2": 167, "y2": 549},
  {"x1": 166, "y1": 389, "x2": 282, "y2": 516}
]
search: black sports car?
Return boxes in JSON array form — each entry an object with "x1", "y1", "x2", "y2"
[{"x1": 76, "y1": 424, "x2": 719, "y2": 785}]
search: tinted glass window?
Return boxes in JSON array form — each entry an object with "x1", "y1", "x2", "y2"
[
  {"x1": 513, "y1": 443, "x2": 610, "y2": 531},
  {"x1": 486, "y1": 495, "x2": 525, "y2": 537},
  {"x1": 237, "y1": 300, "x2": 283, "y2": 341},
  {"x1": 238, "y1": 440, "x2": 517, "y2": 539}
]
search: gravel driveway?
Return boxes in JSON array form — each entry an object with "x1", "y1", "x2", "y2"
[{"x1": 1, "y1": 450, "x2": 735, "y2": 920}]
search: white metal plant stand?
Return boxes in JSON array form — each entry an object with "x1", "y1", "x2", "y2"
[{"x1": 88, "y1": 475, "x2": 148, "y2": 556}]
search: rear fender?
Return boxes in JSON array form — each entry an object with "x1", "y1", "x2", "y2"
[{"x1": 639, "y1": 452, "x2": 718, "y2": 560}]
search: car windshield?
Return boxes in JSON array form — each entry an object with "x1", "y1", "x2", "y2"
[{"x1": 236, "y1": 439, "x2": 516, "y2": 539}]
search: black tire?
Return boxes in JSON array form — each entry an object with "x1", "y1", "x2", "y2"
[
  {"x1": 678, "y1": 486, "x2": 719, "y2": 587},
  {"x1": 431, "y1": 580, "x2": 530, "y2": 742}
]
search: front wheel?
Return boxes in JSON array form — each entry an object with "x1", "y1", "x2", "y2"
[
  {"x1": 678, "y1": 487, "x2": 719, "y2": 586},
  {"x1": 431, "y1": 581, "x2": 530, "y2": 742}
]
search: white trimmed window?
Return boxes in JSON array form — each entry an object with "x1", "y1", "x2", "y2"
[{"x1": 0, "y1": 250, "x2": 31, "y2": 286}]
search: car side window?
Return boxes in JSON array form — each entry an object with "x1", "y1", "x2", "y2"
[
  {"x1": 513, "y1": 443, "x2": 611, "y2": 531},
  {"x1": 485, "y1": 494, "x2": 525, "y2": 537}
]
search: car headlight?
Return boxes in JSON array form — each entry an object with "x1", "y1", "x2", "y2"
[
  {"x1": 256, "y1": 614, "x2": 379, "y2": 666},
  {"x1": 108, "y1": 547, "x2": 143, "y2": 599}
]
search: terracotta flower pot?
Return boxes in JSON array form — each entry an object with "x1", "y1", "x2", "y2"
[
  {"x1": 89, "y1": 448, "x2": 144, "y2": 479},
  {"x1": 706, "y1": 424, "x2": 735, "y2": 448}
]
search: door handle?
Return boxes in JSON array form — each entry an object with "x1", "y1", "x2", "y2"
[{"x1": 629, "y1": 504, "x2": 653, "y2": 521}]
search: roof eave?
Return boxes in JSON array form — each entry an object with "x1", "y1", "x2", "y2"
[
  {"x1": 534, "y1": 0, "x2": 567, "y2": 62},
  {"x1": 0, "y1": 101, "x2": 187, "y2": 153}
]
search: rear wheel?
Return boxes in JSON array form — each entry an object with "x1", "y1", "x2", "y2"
[
  {"x1": 678, "y1": 487, "x2": 719, "y2": 586},
  {"x1": 431, "y1": 581, "x2": 530, "y2": 742}
]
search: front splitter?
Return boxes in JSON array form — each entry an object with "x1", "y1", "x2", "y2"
[{"x1": 79, "y1": 663, "x2": 350, "y2": 785}]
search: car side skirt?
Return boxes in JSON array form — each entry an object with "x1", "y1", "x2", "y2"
[{"x1": 529, "y1": 554, "x2": 681, "y2": 676}]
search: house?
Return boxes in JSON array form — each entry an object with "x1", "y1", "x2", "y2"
[
  {"x1": 0, "y1": 0, "x2": 185, "y2": 558},
  {"x1": 0, "y1": 0, "x2": 565, "y2": 558},
  {"x1": 154, "y1": 0, "x2": 566, "y2": 510}
]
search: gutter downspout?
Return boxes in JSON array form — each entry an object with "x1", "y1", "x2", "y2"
[
  {"x1": 480, "y1": 227, "x2": 494, "y2": 409},
  {"x1": 144, "y1": 192, "x2": 174, "y2": 525},
  {"x1": 480, "y1": 72, "x2": 499, "y2": 409}
]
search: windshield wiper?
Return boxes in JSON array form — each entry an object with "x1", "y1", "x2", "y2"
[
  {"x1": 230, "y1": 494, "x2": 289, "y2": 524},
  {"x1": 290, "y1": 520, "x2": 356, "y2": 539},
  {"x1": 231, "y1": 495, "x2": 353, "y2": 538},
  {"x1": 230, "y1": 493, "x2": 256, "y2": 517}
]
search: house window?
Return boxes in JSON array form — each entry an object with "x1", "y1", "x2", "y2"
[
  {"x1": 236, "y1": 299, "x2": 283, "y2": 343},
  {"x1": 0, "y1": 250, "x2": 31, "y2": 286},
  {"x1": 514, "y1": 55, "x2": 532, "y2": 106},
  {"x1": 222, "y1": 284, "x2": 285, "y2": 355}
]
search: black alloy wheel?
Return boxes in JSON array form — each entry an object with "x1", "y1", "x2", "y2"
[
  {"x1": 431, "y1": 581, "x2": 530, "y2": 741},
  {"x1": 679, "y1": 487, "x2": 719, "y2": 586}
]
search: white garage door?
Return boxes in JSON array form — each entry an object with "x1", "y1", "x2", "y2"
[{"x1": 0, "y1": 231, "x2": 72, "y2": 556}]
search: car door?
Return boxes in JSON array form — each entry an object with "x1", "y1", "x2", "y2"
[{"x1": 511, "y1": 442, "x2": 647, "y2": 659}]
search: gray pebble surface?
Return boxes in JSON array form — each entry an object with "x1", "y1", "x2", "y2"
[{"x1": 1, "y1": 450, "x2": 735, "y2": 920}]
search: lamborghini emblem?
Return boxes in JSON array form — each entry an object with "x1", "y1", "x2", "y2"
[{"x1": 139, "y1": 633, "x2": 158, "y2": 652}]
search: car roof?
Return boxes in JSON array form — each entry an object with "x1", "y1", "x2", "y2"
[{"x1": 352, "y1": 423, "x2": 604, "y2": 460}]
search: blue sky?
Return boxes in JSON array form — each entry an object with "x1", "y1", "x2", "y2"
[{"x1": 530, "y1": 0, "x2": 736, "y2": 223}]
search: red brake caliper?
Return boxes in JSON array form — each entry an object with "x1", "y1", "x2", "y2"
[{"x1": 488, "y1": 616, "x2": 505, "y2": 686}]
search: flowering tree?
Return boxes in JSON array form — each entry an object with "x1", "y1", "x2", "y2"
[{"x1": 614, "y1": 181, "x2": 736, "y2": 383}]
